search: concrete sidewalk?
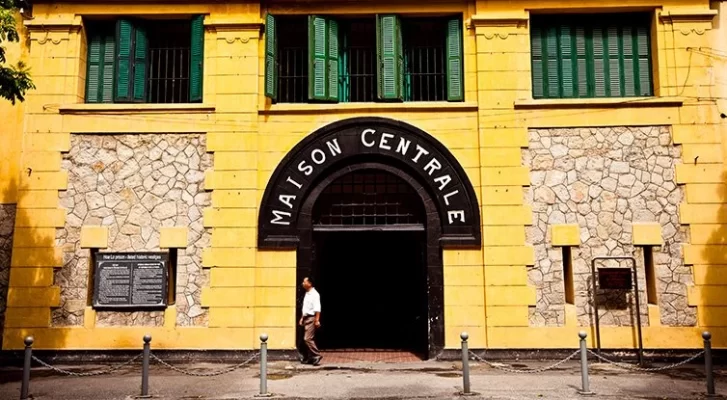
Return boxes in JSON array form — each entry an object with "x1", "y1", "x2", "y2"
[{"x1": 1, "y1": 359, "x2": 725, "y2": 400}]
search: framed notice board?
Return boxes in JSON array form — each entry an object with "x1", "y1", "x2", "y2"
[{"x1": 93, "y1": 252, "x2": 169, "y2": 309}]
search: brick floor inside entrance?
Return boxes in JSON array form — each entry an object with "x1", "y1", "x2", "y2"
[{"x1": 320, "y1": 349, "x2": 424, "y2": 363}]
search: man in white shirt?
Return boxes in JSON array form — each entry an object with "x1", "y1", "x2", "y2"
[{"x1": 299, "y1": 277, "x2": 322, "y2": 365}]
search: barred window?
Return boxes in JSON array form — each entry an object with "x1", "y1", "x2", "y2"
[
  {"x1": 85, "y1": 17, "x2": 204, "y2": 104},
  {"x1": 265, "y1": 14, "x2": 463, "y2": 103}
]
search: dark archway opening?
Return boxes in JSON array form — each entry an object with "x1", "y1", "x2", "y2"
[
  {"x1": 296, "y1": 163, "x2": 443, "y2": 359},
  {"x1": 310, "y1": 170, "x2": 429, "y2": 354}
]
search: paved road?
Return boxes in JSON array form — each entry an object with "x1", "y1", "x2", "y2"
[{"x1": 0, "y1": 359, "x2": 724, "y2": 399}]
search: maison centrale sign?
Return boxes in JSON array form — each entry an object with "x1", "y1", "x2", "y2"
[{"x1": 258, "y1": 118, "x2": 481, "y2": 248}]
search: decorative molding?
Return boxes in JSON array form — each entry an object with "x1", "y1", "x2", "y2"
[
  {"x1": 659, "y1": 9, "x2": 717, "y2": 24},
  {"x1": 24, "y1": 16, "x2": 83, "y2": 34},
  {"x1": 58, "y1": 103, "x2": 216, "y2": 115},
  {"x1": 514, "y1": 97, "x2": 684, "y2": 110},
  {"x1": 470, "y1": 11, "x2": 529, "y2": 28},
  {"x1": 204, "y1": 20, "x2": 263, "y2": 32}
]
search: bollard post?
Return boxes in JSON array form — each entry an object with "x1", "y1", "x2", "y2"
[
  {"x1": 703, "y1": 331, "x2": 716, "y2": 397},
  {"x1": 20, "y1": 336, "x2": 33, "y2": 400},
  {"x1": 461, "y1": 332, "x2": 471, "y2": 395},
  {"x1": 141, "y1": 334, "x2": 151, "y2": 398},
  {"x1": 259, "y1": 333, "x2": 269, "y2": 397},
  {"x1": 577, "y1": 331, "x2": 594, "y2": 396}
]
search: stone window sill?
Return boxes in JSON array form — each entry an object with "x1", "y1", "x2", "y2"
[
  {"x1": 513, "y1": 97, "x2": 684, "y2": 110},
  {"x1": 259, "y1": 101, "x2": 478, "y2": 114},
  {"x1": 58, "y1": 103, "x2": 216, "y2": 114}
]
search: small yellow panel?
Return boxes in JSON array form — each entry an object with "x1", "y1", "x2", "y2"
[
  {"x1": 17, "y1": 191, "x2": 60, "y2": 209},
  {"x1": 485, "y1": 286, "x2": 536, "y2": 306},
  {"x1": 160, "y1": 227, "x2": 188, "y2": 248},
  {"x1": 80, "y1": 226, "x2": 108, "y2": 249},
  {"x1": 632, "y1": 223, "x2": 663, "y2": 246},
  {"x1": 11, "y1": 248, "x2": 62, "y2": 267},
  {"x1": 550, "y1": 224, "x2": 580, "y2": 246},
  {"x1": 486, "y1": 306, "x2": 529, "y2": 327},
  {"x1": 4, "y1": 307, "x2": 51, "y2": 328},
  {"x1": 484, "y1": 265, "x2": 528, "y2": 286},
  {"x1": 7, "y1": 287, "x2": 60, "y2": 307},
  {"x1": 84, "y1": 307, "x2": 96, "y2": 329},
  {"x1": 9, "y1": 268, "x2": 55, "y2": 287},
  {"x1": 209, "y1": 308, "x2": 255, "y2": 327},
  {"x1": 254, "y1": 307, "x2": 295, "y2": 327}
]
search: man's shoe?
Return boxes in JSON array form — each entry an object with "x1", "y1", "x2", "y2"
[{"x1": 312, "y1": 356, "x2": 322, "y2": 366}]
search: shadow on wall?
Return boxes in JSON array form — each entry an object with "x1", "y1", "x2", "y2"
[
  {"x1": 701, "y1": 172, "x2": 727, "y2": 346},
  {"x1": 0, "y1": 176, "x2": 70, "y2": 352}
]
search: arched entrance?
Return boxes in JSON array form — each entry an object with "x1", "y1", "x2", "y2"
[{"x1": 258, "y1": 118, "x2": 481, "y2": 359}]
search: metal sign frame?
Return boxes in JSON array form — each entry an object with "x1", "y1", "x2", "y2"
[{"x1": 590, "y1": 256, "x2": 644, "y2": 366}]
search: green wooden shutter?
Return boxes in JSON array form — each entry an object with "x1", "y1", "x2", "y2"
[
  {"x1": 531, "y1": 15, "x2": 652, "y2": 99},
  {"x1": 636, "y1": 25, "x2": 652, "y2": 96},
  {"x1": 132, "y1": 23, "x2": 149, "y2": 102},
  {"x1": 592, "y1": 27, "x2": 607, "y2": 97},
  {"x1": 308, "y1": 15, "x2": 328, "y2": 101},
  {"x1": 264, "y1": 14, "x2": 277, "y2": 100},
  {"x1": 530, "y1": 25, "x2": 545, "y2": 98},
  {"x1": 86, "y1": 26, "x2": 115, "y2": 103},
  {"x1": 446, "y1": 18, "x2": 463, "y2": 102},
  {"x1": 376, "y1": 14, "x2": 403, "y2": 101},
  {"x1": 575, "y1": 27, "x2": 588, "y2": 97},
  {"x1": 327, "y1": 19, "x2": 339, "y2": 102},
  {"x1": 606, "y1": 26, "x2": 622, "y2": 97},
  {"x1": 189, "y1": 15, "x2": 205, "y2": 102},
  {"x1": 115, "y1": 19, "x2": 134, "y2": 102},
  {"x1": 86, "y1": 32, "x2": 103, "y2": 103},
  {"x1": 559, "y1": 25, "x2": 575, "y2": 98}
]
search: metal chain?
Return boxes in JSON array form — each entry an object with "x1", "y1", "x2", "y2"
[
  {"x1": 150, "y1": 352, "x2": 259, "y2": 377},
  {"x1": 31, "y1": 353, "x2": 143, "y2": 377},
  {"x1": 469, "y1": 350, "x2": 581, "y2": 374},
  {"x1": 586, "y1": 349, "x2": 704, "y2": 372}
]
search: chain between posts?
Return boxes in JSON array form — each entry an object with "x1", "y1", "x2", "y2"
[
  {"x1": 468, "y1": 350, "x2": 581, "y2": 374},
  {"x1": 31, "y1": 354, "x2": 143, "y2": 377},
  {"x1": 150, "y1": 352, "x2": 260, "y2": 377},
  {"x1": 586, "y1": 349, "x2": 705, "y2": 372}
]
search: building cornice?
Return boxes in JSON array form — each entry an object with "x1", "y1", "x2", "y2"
[
  {"x1": 24, "y1": 16, "x2": 82, "y2": 33},
  {"x1": 469, "y1": 11, "x2": 529, "y2": 29},
  {"x1": 659, "y1": 8, "x2": 717, "y2": 23}
]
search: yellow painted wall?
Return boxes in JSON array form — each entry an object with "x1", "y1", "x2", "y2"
[
  {"x1": 0, "y1": 11, "x2": 28, "y2": 203},
  {"x1": 3, "y1": 0, "x2": 727, "y2": 352}
]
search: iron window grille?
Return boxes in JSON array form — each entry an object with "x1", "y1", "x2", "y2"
[
  {"x1": 265, "y1": 14, "x2": 463, "y2": 103},
  {"x1": 147, "y1": 21, "x2": 191, "y2": 104},
  {"x1": 402, "y1": 18, "x2": 447, "y2": 102},
  {"x1": 277, "y1": 16, "x2": 310, "y2": 104},
  {"x1": 313, "y1": 171, "x2": 425, "y2": 228},
  {"x1": 85, "y1": 17, "x2": 203, "y2": 104}
]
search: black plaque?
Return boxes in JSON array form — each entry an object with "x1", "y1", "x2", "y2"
[
  {"x1": 598, "y1": 267, "x2": 633, "y2": 290},
  {"x1": 93, "y1": 252, "x2": 169, "y2": 309}
]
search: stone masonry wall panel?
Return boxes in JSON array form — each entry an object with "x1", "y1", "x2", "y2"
[
  {"x1": 56, "y1": 134, "x2": 212, "y2": 327},
  {"x1": 524, "y1": 126, "x2": 695, "y2": 327}
]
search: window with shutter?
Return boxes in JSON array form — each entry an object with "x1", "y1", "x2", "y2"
[
  {"x1": 264, "y1": 14, "x2": 278, "y2": 101},
  {"x1": 446, "y1": 18, "x2": 463, "y2": 102},
  {"x1": 307, "y1": 16, "x2": 339, "y2": 102},
  {"x1": 377, "y1": 14, "x2": 403, "y2": 101},
  {"x1": 530, "y1": 13, "x2": 653, "y2": 99},
  {"x1": 85, "y1": 23, "x2": 116, "y2": 103},
  {"x1": 189, "y1": 15, "x2": 205, "y2": 102},
  {"x1": 87, "y1": 17, "x2": 196, "y2": 104},
  {"x1": 115, "y1": 19, "x2": 135, "y2": 102},
  {"x1": 132, "y1": 24, "x2": 149, "y2": 102}
]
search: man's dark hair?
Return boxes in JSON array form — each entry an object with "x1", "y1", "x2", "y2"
[{"x1": 304, "y1": 277, "x2": 314, "y2": 286}]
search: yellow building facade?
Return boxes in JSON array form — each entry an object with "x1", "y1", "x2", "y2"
[{"x1": 1, "y1": 0, "x2": 726, "y2": 357}]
